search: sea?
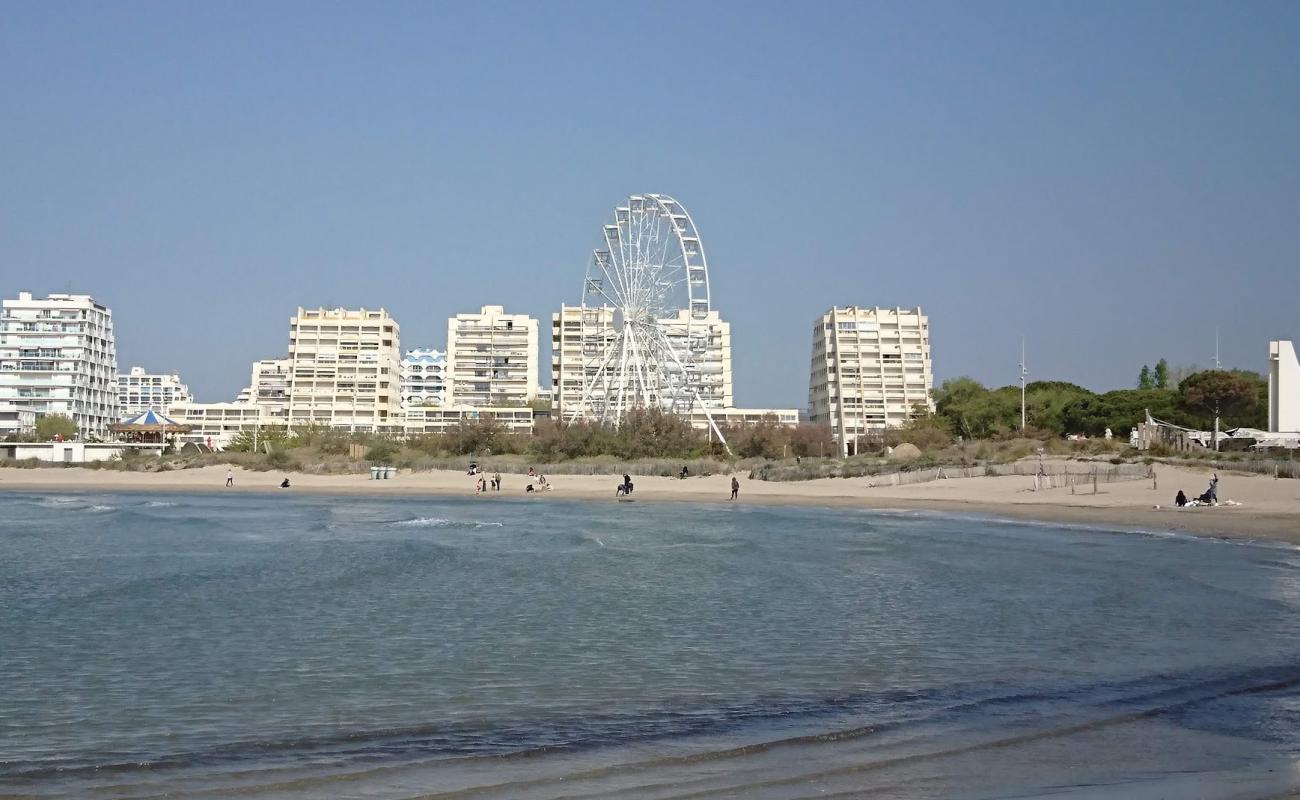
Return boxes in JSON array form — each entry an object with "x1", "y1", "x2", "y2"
[{"x1": 2, "y1": 490, "x2": 1299, "y2": 799}]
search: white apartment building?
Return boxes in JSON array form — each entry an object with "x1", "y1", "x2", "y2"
[
  {"x1": 660, "y1": 308, "x2": 733, "y2": 408},
  {"x1": 167, "y1": 402, "x2": 274, "y2": 450},
  {"x1": 0, "y1": 292, "x2": 119, "y2": 439},
  {"x1": 446, "y1": 306, "x2": 538, "y2": 407},
  {"x1": 403, "y1": 405, "x2": 534, "y2": 436},
  {"x1": 551, "y1": 304, "x2": 615, "y2": 417},
  {"x1": 246, "y1": 358, "x2": 291, "y2": 421},
  {"x1": 0, "y1": 402, "x2": 36, "y2": 437},
  {"x1": 550, "y1": 305, "x2": 733, "y2": 419},
  {"x1": 402, "y1": 348, "x2": 447, "y2": 407},
  {"x1": 117, "y1": 366, "x2": 194, "y2": 418},
  {"x1": 808, "y1": 306, "x2": 933, "y2": 457},
  {"x1": 286, "y1": 307, "x2": 402, "y2": 431}
]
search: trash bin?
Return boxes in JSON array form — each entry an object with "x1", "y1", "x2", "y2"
[
  {"x1": 384, "y1": 466, "x2": 396, "y2": 479},
  {"x1": 370, "y1": 466, "x2": 381, "y2": 480}
]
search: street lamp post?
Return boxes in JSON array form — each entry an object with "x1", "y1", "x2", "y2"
[{"x1": 1019, "y1": 338, "x2": 1028, "y2": 431}]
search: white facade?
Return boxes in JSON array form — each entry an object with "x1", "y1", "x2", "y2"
[
  {"x1": 550, "y1": 304, "x2": 733, "y2": 420},
  {"x1": 117, "y1": 366, "x2": 194, "y2": 418},
  {"x1": 689, "y1": 407, "x2": 799, "y2": 428},
  {"x1": 808, "y1": 306, "x2": 934, "y2": 457},
  {"x1": 0, "y1": 441, "x2": 161, "y2": 463},
  {"x1": 446, "y1": 306, "x2": 538, "y2": 407},
  {"x1": 247, "y1": 358, "x2": 291, "y2": 421},
  {"x1": 402, "y1": 348, "x2": 447, "y2": 407},
  {"x1": 1269, "y1": 340, "x2": 1300, "y2": 433},
  {"x1": 551, "y1": 304, "x2": 615, "y2": 418},
  {"x1": 286, "y1": 307, "x2": 402, "y2": 431},
  {"x1": 403, "y1": 405, "x2": 534, "y2": 435},
  {"x1": 167, "y1": 402, "x2": 274, "y2": 450},
  {"x1": 0, "y1": 292, "x2": 119, "y2": 439},
  {"x1": 0, "y1": 402, "x2": 37, "y2": 437}
]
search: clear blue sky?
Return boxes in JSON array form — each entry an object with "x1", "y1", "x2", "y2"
[{"x1": 2, "y1": 1, "x2": 1297, "y2": 405}]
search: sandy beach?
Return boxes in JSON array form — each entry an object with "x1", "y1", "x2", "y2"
[{"x1": 2, "y1": 460, "x2": 1298, "y2": 545}]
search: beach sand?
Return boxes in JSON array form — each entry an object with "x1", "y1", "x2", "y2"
[{"x1": 2, "y1": 460, "x2": 1298, "y2": 544}]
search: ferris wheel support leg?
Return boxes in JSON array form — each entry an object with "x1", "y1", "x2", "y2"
[
  {"x1": 570, "y1": 329, "x2": 624, "y2": 424},
  {"x1": 693, "y1": 394, "x2": 732, "y2": 458}
]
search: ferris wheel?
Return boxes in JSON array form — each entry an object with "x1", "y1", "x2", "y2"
[{"x1": 570, "y1": 194, "x2": 728, "y2": 444}]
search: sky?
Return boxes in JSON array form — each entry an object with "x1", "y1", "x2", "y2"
[{"x1": 1, "y1": 1, "x2": 1297, "y2": 406}]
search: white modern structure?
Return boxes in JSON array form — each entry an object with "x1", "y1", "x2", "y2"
[
  {"x1": 1269, "y1": 340, "x2": 1300, "y2": 433},
  {"x1": 446, "y1": 306, "x2": 538, "y2": 407},
  {"x1": 245, "y1": 358, "x2": 291, "y2": 421},
  {"x1": 117, "y1": 366, "x2": 194, "y2": 418},
  {"x1": 0, "y1": 441, "x2": 161, "y2": 463},
  {"x1": 0, "y1": 291, "x2": 119, "y2": 439},
  {"x1": 286, "y1": 307, "x2": 402, "y2": 431},
  {"x1": 401, "y1": 348, "x2": 447, "y2": 407},
  {"x1": 403, "y1": 405, "x2": 534, "y2": 435},
  {"x1": 167, "y1": 402, "x2": 274, "y2": 450},
  {"x1": 809, "y1": 306, "x2": 934, "y2": 457},
  {"x1": 0, "y1": 402, "x2": 36, "y2": 437},
  {"x1": 562, "y1": 194, "x2": 729, "y2": 440}
]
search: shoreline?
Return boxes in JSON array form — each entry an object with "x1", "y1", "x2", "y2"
[{"x1": 3, "y1": 462, "x2": 1298, "y2": 546}]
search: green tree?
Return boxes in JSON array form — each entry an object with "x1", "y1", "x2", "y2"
[
  {"x1": 1137, "y1": 365, "x2": 1154, "y2": 390},
  {"x1": 35, "y1": 414, "x2": 76, "y2": 441},
  {"x1": 933, "y1": 378, "x2": 1018, "y2": 439},
  {"x1": 887, "y1": 403, "x2": 953, "y2": 451},
  {"x1": 1060, "y1": 389, "x2": 1188, "y2": 437},
  {"x1": 1153, "y1": 359, "x2": 1170, "y2": 389},
  {"x1": 1177, "y1": 370, "x2": 1259, "y2": 430}
]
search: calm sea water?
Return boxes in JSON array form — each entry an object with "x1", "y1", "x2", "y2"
[{"x1": 2, "y1": 490, "x2": 1299, "y2": 799}]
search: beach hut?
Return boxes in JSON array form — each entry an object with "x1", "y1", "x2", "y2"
[{"x1": 109, "y1": 408, "x2": 192, "y2": 445}]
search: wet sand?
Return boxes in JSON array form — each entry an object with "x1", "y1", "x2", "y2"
[{"x1": 2, "y1": 461, "x2": 1298, "y2": 545}]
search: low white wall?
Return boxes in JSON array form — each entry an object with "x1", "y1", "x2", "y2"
[{"x1": 0, "y1": 443, "x2": 164, "y2": 463}]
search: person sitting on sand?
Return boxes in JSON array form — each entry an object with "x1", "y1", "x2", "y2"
[
  {"x1": 526, "y1": 483, "x2": 535, "y2": 493},
  {"x1": 527, "y1": 466, "x2": 536, "y2": 477},
  {"x1": 280, "y1": 477, "x2": 290, "y2": 489},
  {"x1": 679, "y1": 466, "x2": 689, "y2": 479},
  {"x1": 1175, "y1": 489, "x2": 1187, "y2": 507}
]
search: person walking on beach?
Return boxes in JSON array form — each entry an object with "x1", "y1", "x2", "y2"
[
  {"x1": 226, "y1": 468, "x2": 234, "y2": 487},
  {"x1": 730, "y1": 476, "x2": 739, "y2": 501}
]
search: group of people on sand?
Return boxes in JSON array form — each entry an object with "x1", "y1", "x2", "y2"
[
  {"x1": 1174, "y1": 473, "x2": 1219, "y2": 508},
  {"x1": 474, "y1": 472, "x2": 502, "y2": 494}
]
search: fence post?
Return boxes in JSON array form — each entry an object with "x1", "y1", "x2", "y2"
[
  {"x1": 1152, "y1": 465, "x2": 1157, "y2": 491},
  {"x1": 1093, "y1": 468, "x2": 1098, "y2": 495},
  {"x1": 1070, "y1": 475, "x2": 1075, "y2": 495}
]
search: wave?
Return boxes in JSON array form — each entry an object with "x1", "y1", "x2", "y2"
[
  {"x1": 390, "y1": 517, "x2": 504, "y2": 529},
  {"x1": 9, "y1": 661, "x2": 1299, "y2": 784}
]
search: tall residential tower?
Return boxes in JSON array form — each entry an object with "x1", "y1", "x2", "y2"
[
  {"x1": 446, "y1": 306, "x2": 538, "y2": 407},
  {"x1": 285, "y1": 307, "x2": 402, "y2": 431},
  {"x1": 808, "y1": 306, "x2": 933, "y2": 456},
  {"x1": 0, "y1": 292, "x2": 119, "y2": 438}
]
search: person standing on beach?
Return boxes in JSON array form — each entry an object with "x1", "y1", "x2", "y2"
[
  {"x1": 226, "y1": 468, "x2": 234, "y2": 487},
  {"x1": 494, "y1": 472, "x2": 501, "y2": 491},
  {"x1": 730, "y1": 476, "x2": 739, "y2": 501}
]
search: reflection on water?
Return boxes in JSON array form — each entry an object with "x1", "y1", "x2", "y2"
[{"x1": 1, "y1": 492, "x2": 1298, "y2": 798}]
